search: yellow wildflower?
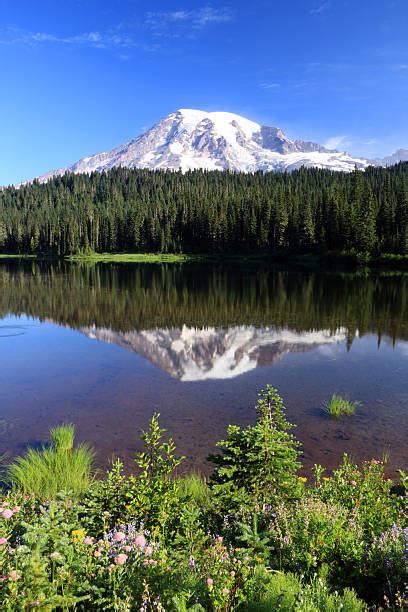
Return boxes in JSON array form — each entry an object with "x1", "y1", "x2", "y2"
[
  {"x1": 71, "y1": 529, "x2": 86, "y2": 542},
  {"x1": 323, "y1": 477, "x2": 331, "y2": 481},
  {"x1": 298, "y1": 477, "x2": 307, "y2": 483}
]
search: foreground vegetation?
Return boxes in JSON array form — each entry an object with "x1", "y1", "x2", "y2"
[
  {"x1": 0, "y1": 387, "x2": 407, "y2": 610},
  {"x1": 324, "y1": 394, "x2": 360, "y2": 419},
  {"x1": 0, "y1": 163, "x2": 407, "y2": 257}
]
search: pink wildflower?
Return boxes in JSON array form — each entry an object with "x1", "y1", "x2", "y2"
[
  {"x1": 0, "y1": 538, "x2": 8, "y2": 545},
  {"x1": 143, "y1": 559, "x2": 149, "y2": 566},
  {"x1": 207, "y1": 578, "x2": 214, "y2": 586},
  {"x1": 124, "y1": 545, "x2": 132, "y2": 552},
  {"x1": 144, "y1": 545, "x2": 153, "y2": 557},
  {"x1": 83, "y1": 537, "x2": 94, "y2": 545},
  {"x1": 230, "y1": 570, "x2": 235, "y2": 577},
  {"x1": 114, "y1": 553, "x2": 128, "y2": 566},
  {"x1": 113, "y1": 531, "x2": 126, "y2": 542},
  {"x1": 134, "y1": 534, "x2": 146, "y2": 548},
  {"x1": 2, "y1": 509, "x2": 13, "y2": 519},
  {"x1": 12, "y1": 506, "x2": 20, "y2": 513},
  {"x1": 94, "y1": 550, "x2": 101, "y2": 558},
  {"x1": 350, "y1": 480, "x2": 357, "y2": 486},
  {"x1": 222, "y1": 588, "x2": 229, "y2": 595},
  {"x1": 9, "y1": 570, "x2": 20, "y2": 581}
]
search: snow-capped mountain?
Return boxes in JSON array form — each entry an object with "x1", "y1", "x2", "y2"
[
  {"x1": 82, "y1": 324, "x2": 347, "y2": 381},
  {"x1": 379, "y1": 148, "x2": 408, "y2": 166},
  {"x1": 35, "y1": 109, "x2": 376, "y2": 182}
]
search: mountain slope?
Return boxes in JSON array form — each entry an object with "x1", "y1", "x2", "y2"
[{"x1": 35, "y1": 109, "x2": 373, "y2": 182}]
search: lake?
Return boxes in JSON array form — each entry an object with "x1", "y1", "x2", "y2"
[{"x1": 0, "y1": 260, "x2": 407, "y2": 476}]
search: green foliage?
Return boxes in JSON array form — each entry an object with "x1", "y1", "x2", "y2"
[
  {"x1": 323, "y1": 394, "x2": 360, "y2": 418},
  {"x1": 1, "y1": 163, "x2": 407, "y2": 256},
  {"x1": 209, "y1": 386, "x2": 301, "y2": 514},
  {"x1": 244, "y1": 569, "x2": 364, "y2": 611},
  {"x1": 177, "y1": 472, "x2": 211, "y2": 508},
  {"x1": 8, "y1": 424, "x2": 94, "y2": 498},
  {"x1": 0, "y1": 391, "x2": 405, "y2": 610},
  {"x1": 124, "y1": 413, "x2": 185, "y2": 532}
]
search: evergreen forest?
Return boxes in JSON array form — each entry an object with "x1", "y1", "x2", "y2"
[{"x1": 0, "y1": 163, "x2": 407, "y2": 256}]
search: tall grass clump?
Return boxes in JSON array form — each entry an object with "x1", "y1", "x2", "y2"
[
  {"x1": 8, "y1": 424, "x2": 94, "y2": 498},
  {"x1": 177, "y1": 471, "x2": 211, "y2": 507},
  {"x1": 324, "y1": 394, "x2": 360, "y2": 419}
]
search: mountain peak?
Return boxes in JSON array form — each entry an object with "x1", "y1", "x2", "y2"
[{"x1": 30, "y1": 109, "x2": 403, "y2": 184}]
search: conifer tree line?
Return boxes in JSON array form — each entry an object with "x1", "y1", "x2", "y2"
[{"x1": 0, "y1": 163, "x2": 407, "y2": 255}]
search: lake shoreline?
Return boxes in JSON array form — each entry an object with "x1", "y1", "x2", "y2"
[{"x1": 1, "y1": 250, "x2": 408, "y2": 269}]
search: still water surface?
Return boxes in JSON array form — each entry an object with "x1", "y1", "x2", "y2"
[{"x1": 0, "y1": 261, "x2": 407, "y2": 475}]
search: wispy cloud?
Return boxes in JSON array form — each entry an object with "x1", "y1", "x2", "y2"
[
  {"x1": 324, "y1": 135, "x2": 351, "y2": 150},
  {"x1": 310, "y1": 1, "x2": 331, "y2": 15},
  {"x1": 0, "y1": 27, "x2": 157, "y2": 53},
  {"x1": 145, "y1": 6, "x2": 233, "y2": 34},
  {"x1": 259, "y1": 82, "x2": 280, "y2": 89}
]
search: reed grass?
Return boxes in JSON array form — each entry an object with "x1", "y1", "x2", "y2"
[
  {"x1": 8, "y1": 424, "x2": 94, "y2": 498},
  {"x1": 324, "y1": 394, "x2": 360, "y2": 419},
  {"x1": 177, "y1": 472, "x2": 211, "y2": 506}
]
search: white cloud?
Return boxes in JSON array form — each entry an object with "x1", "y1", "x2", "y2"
[
  {"x1": 310, "y1": 1, "x2": 331, "y2": 15},
  {"x1": 324, "y1": 135, "x2": 351, "y2": 150},
  {"x1": 145, "y1": 6, "x2": 232, "y2": 33},
  {"x1": 259, "y1": 82, "x2": 280, "y2": 89},
  {"x1": 0, "y1": 27, "x2": 153, "y2": 52}
]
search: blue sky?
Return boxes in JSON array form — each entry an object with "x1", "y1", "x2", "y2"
[{"x1": 0, "y1": 0, "x2": 407, "y2": 184}]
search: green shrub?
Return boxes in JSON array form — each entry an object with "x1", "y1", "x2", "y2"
[
  {"x1": 244, "y1": 569, "x2": 364, "y2": 611},
  {"x1": 209, "y1": 386, "x2": 301, "y2": 516}
]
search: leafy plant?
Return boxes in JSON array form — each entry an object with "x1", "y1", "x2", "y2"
[{"x1": 124, "y1": 413, "x2": 185, "y2": 532}]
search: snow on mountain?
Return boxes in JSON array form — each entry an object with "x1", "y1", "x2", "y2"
[
  {"x1": 34, "y1": 109, "x2": 375, "y2": 183},
  {"x1": 379, "y1": 148, "x2": 408, "y2": 166},
  {"x1": 82, "y1": 324, "x2": 347, "y2": 381}
]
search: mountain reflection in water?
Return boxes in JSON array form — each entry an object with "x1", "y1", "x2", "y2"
[
  {"x1": 0, "y1": 260, "x2": 407, "y2": 474},
  {"x1": 83, "y1": 325, "x2": 348, "y2": 381}
]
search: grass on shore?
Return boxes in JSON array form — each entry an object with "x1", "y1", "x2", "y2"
[
  {"x1": 324, "y1": 394, "x2": 360, "y2": 419},
  {"x1": 8, "y1": 424, "x2": 95, "y2": 498}
]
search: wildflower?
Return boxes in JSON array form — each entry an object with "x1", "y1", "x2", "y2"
[
  {"x1": 50, "y1": 551, "x2": 63, "y2": 562},
  {"x1": 2, "y1": 509, "x2": 14, "y2": 519},
  {"x1": 222, "y1": 588, "x2": 229, "y2": 595},
  {"x1": 323, "y1": 477, "x2": 330, "y2": 481},
  {"x1": 0, "y1": 538, "x2": 8, "y2": 545},
  {"x1": 143, "y1": 559, "x2": 149, "y2": 565},
  {"x1": 9, "y1": 570, "x2": 20, "y2": 581},
  {"x1": 0, "y1": 575, "x2": 7, "y2": 582},
  {"x1": 188, "y1": 555, "x2": 196, "y2": 568},
  {"x1": 83, "y1": 537, "x2": 94, "y2": 545},
  {"x1": 207, "y1": 578, "x2": 214, "y2": 586},
  {"x1": 124, "y1": 545, "x2": 132, "y2": 552},
  {"x1": 12, "y1": 506, "x2": 20, "y2": 513},
  {"x1": 145, "y1": 545, "x2": 153, "y2": 557},
  {"x1": 134, "y1": 534, "x2": 146, "y2": 548},
  {"x1": 230, "y1": 570, "x2": 235, "y2": 577},
  {"x1": 298, "y1": 477, "x2": 307, "y2": 483},
  {"x1": 350, "y1": 480, "x2": 357, "y2": 486},
  {"x1": 71, "y1": 529, "x2": 86, "y2": 541},
  {"x1": 114, "y1": 553, "x2": 128, "y2": 566},
  {"x1": 94, "y1": 550, "x2": 101, "y2": 558},
  {"x1": 256, "y1": 556, "x2": 263, "y2": 562},
  {"x1": 113, "y1": 531, "x2": 126, "y2": 542}
]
